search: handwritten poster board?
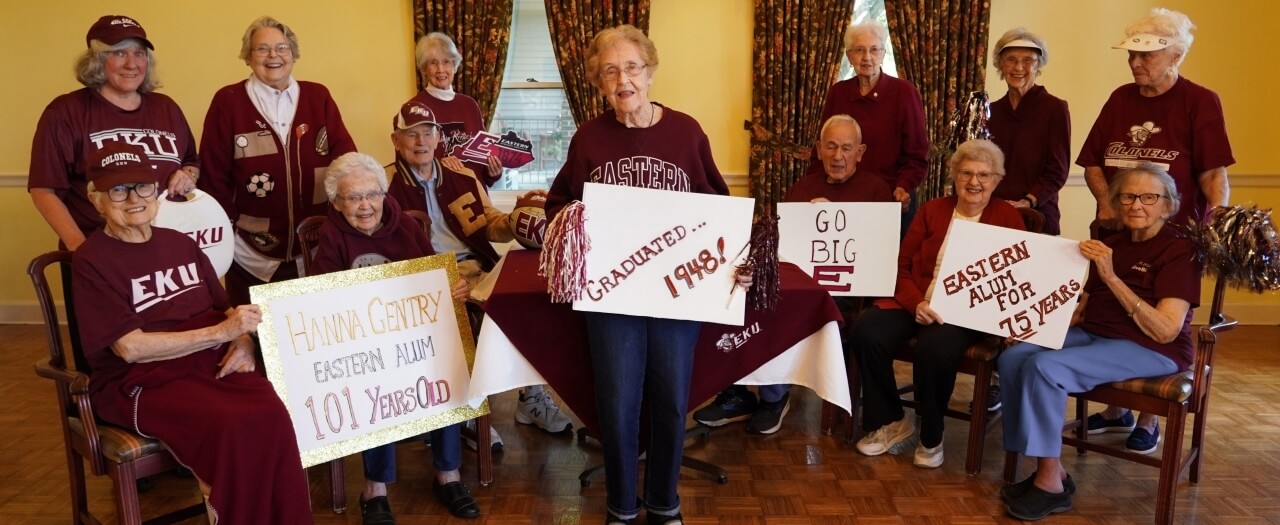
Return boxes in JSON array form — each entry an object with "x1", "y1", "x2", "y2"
[
  {"x1": 777, "y1": 202, "x2": 900, "y2": 296},
  {"x1": 252, "y1": 255, "x2": 485, "y2": 467},
  {"x1": 576, "y1": 183, "x2": 754, "y2": 325},
  {"x1": 929, "y1": 221, "x2": 1089, "y2": 349}
]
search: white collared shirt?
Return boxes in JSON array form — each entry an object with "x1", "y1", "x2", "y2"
[{"x1": 247, "y1": 75, "x2": 300, "y2": 145}]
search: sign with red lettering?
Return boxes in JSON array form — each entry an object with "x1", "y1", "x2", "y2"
[
  {"x1": 929, "y1": 221, "x2": 1088, "y2": 349},
  {"x1": 152, "y1": 189, "x2": 234, "y2": 278},
  {"x1": 251, "y1": 255, "x2": 485, "y2": 467},
  {"x1": 776, "y1": 202, "x2": 900, "y2": 296},
  {"x1": 577, "y1": 183, "x2": 754, "y2": 325},
  {"x1": 449, "y1": 130, "x2": 535, "y2": 169}
]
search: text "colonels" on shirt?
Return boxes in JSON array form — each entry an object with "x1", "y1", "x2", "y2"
[{"x1": 589, "y1": 155, "x2": 691, "y2": 191}]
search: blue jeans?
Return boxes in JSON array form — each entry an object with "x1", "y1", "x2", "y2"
[
  {"x1": 362, "y1": 423, "x2": 462, "y2": 483},
  {"x1": 998, "y1": 327, "x2": 1177, "y2": 458},
  {"x1": 584, "y1": 312, "x2": 700, "y2": 520}
]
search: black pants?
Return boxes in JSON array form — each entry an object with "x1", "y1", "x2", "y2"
[{"x1": 848, "y1": 306, "x2": 983, "y2": 448}]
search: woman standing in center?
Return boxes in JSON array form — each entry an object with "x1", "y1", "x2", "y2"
[{"x1": 545, "y1": 25, "x2": 740, "y2": 525}]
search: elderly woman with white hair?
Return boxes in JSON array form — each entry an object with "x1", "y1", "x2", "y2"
[
  {"x1": 1076, "y1": 7, "x2": 1233, "y2": 454},
  {"x1": 198, "y1": 15, "x2": 358, "y2": 306},
  {"x1": 311, "y1": 152, "x2": 473, "y2": 524},
  {"x1": 998, "y1": 163, "x2": 1200, "y2": 520},
  {"x1": 810, "y1": 21, "x2": 928, "y2": 226},
  {"x1": 848, "y1": 139, "x2": 1024, "y2": 469},
  {"x1": 30, "y1": 14, "x2": 199, "y2": 251},
  {"x1": 410, "y1": 32, "x2": 505, "y2": 187},
  {"x1": 987, "y1": 28, "x2": 1070, "y2": 235}
]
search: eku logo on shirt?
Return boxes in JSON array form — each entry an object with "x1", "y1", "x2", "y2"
[
  {"x1": 131, "y1": 262, "x2": 203, "y2": 312},
  {"x1": 90, "y1": 128, "x2": 182, "y2": 165}
]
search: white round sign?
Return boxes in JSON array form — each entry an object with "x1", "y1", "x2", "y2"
[{"x1": 153, "y1": 189, "x2": 235, "y2": 278}]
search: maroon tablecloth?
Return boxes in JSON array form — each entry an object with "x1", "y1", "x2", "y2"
[{"x1": 482, "y1": 250, "x2": 842, "y2": 435}]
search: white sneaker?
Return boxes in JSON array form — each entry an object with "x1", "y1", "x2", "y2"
[
  {"x1": 515, "y1": 389, "x2": 573, "y2": 433},
  {"x1": 856, "y1": 417, "x2": 914, "y2": 456},
  {"x1": 463, "y1": 420, "x2": 504, "y2": 452},
  {"x1": 913, "y1": 442, "x2": 944, "y2": 468}
]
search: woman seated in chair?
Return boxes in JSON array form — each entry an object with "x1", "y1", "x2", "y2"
[
  {"x1": 71, "y1": 143, "x2": 312, "y2": 524},
  {"x1": 310, "y1": 152, "x2": 475, "y2": 524},
  {"x1": 998, "y1": 163, "x2": 1200, "y2": 521},
  {"x1": 848, "y1": 139, "x2": 1025, "y2": 468}
]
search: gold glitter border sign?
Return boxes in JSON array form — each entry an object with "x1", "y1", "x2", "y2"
[{"x1": 251, "y1": 254, "x2": 487, "y2": 468}]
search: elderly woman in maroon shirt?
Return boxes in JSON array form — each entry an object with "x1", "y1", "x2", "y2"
[
  {"x1": 72, "y1": 142, "x2": 311, "y2": 524},
  {"x1": 810, "y1": 21, "x2": 928, "y2": 224},
  {"x1": 987, "y1": 28, "x2": 1071, "y2": 235}
]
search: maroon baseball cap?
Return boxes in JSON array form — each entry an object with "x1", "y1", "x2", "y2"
[
  {"x1": 87, "y1": 143, "x2": 158, "y2": 189},
  {"x1": 86, "y1": 15, "x2": 154, "y2": 50},
  {"x1": 393, "y1": 101, "x2": 441, "y2": 131}
]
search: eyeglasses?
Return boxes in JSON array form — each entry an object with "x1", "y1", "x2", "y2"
[
  {"x1": 849, "y1": 46, "x2": 886, "y2": 56},
  {"x1": 1118, "y1": 193, "x2": 1163, "y2": 205},
  {"x1": 338, "y1": 191, "x2": 386, "y2": 204},
  {"x1": 956, "y1": 170, "x2": 997, "y2": 183},
  {"x1": 252, "y1": 44, "x2": 293, "y2": 57},
  {"x1": 101, "y1": 182, "x2": 158, "y2": 202},
  {"x1": 1001, "y1": 56, "x2": 1039, "y2": 68},
  {"x1": 600, "y1": 63, "x2": 647, "y2": 81},
  {"x1": 422, "y1": 58, "x2": 455, "y2": 69}
]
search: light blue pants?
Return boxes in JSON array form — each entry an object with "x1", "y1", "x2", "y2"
[{"x1": 998, "y1": 327, "x2": 1178, "y2": 458}]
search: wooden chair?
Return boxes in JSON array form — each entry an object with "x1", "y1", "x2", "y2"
[
  {"x1": 820, "y1": 206, "x2": 1048, "y2": 475},
  {"x1": 1003, "y1": 270, "x2": 1237, "y2": 524},
  {"x1": 30, "y1": 251, "x2": 207, "y2": 525},
  {"x1": 295, "y1": 213, "x2": 494, "y2": 508}
]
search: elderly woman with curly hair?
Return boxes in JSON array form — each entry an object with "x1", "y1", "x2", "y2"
[
  {"x1": 848, "y1": 139, "x2": 1024, "y2": 469},
  {"x1": 998, "y1": 164, "x2": 1199, "y2": 520},
  {"x1": 198, "y1": 15, "x2": 357, "y2": 306},
  {"x1": 987, "y1": 28, "x2": 1071, "y2": 235},
  {"x1": 1076, "y1": 7, "x2": 1233, "y2": 454},
  {"x1": 29, "y1": 14, "x2": 199, "y2": 251}
]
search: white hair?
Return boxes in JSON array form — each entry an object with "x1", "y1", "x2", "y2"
[
  {"x1": 416, "y1": 32, "x2": 462, "y2": 71},
  {"x1": 324, "y1": 152, "x2": 388, "y2": 202},
  {"x1": 1125, "y1": 8, "x2": 1195, "y2": 66},
  {"x1": 844, "y1": 21, "x2": 888, "y2": 50},
  {"x1": 992, "y1": 27, "x2": 1049, "y2": 79}
]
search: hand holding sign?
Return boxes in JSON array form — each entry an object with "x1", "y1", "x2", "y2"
[{"x1": 450, "y1": 130, "x2": 535, "y2": 169}]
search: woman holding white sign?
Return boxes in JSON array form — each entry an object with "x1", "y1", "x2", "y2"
[
  {"x1": 997, "y1": 164, "x2": 1199, "y2": 521},
  {"x1": 311, "y1": 152, "x2": 476, "y2": 523},
  {"x1": 71, "y1": 143, "x2": 311, "y2": 523},
  {"x1": 848, "y1": 139, "x2": 1024, "y2": 469},
  {"x1": 544, "y1": 25, "x2": 746, "y2": 525}
]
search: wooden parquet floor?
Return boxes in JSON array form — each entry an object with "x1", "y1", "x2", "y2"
[{"x1": 2, "y1": 323, "x2": 1278, "y2": 524}]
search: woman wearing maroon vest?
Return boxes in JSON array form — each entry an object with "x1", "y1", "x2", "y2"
[
  {"x1": 198, "y1": 16, "x2": 357, "y2": 306},
  {"x1": 29, "y1": 14, "x2": 199, "y2": 251},
  {"x1": 73, "y1": 142, "x2": 311, "y2": 524}
]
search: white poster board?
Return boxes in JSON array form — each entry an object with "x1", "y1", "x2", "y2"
[
  {"x1": 251, "y1": 255, "x2": 484, "y2": 467},
  {"x1": 577, "y1": 183, "x2": 754, "y2": 325},
  {"x1": 777, "y1": 202, "x2": 900, "y2": 296},
  {"x1": 929, "y1": 220, "x2": 1089, "y2": 349}
]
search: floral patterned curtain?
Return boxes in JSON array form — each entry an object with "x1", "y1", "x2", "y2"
[
  {"x1": 414, "y1": 0, "x2": 515, "y2": 125},
  {"x1": 884, "y1": 0, "x2": 990, "y2": 203},
  {"x1": 748, "y1": 0, "x2": 854, "y2": 215},
  {"x1": 544, "y1": 0, "x2": 651, "y2": 125}
]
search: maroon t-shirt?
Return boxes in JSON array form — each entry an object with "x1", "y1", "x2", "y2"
[
  {"x1": 807, "y1": 72, "x2": 929, "y2": 192},
  {"x1": 1080, "y1": 227, "x2": 1201, "y2": 369},
  {"x1": 29, "y1": 88, "x2": 198, "y2": 235},
  {"x1": 546, "y1": 104, "x2": 728, "y2": 221},
  {"x1": 410, "y1": 91, "x2": 498, "y2": 187},
  {"x1": 72, "y1": 227, "x2": 230, "y2": 394},
  {"x1": 1077, "y1": 77, "x2": 1234, "y2": 226},
  {"x1": 311, "y1": 197, "x2": 436, "y2": 274},
  {"x1": 784, "y1": 171, "x2": 894, "y2": 203},
  {"x1": 989, "y1": 85, "x2": 1071, "y2": 235}
]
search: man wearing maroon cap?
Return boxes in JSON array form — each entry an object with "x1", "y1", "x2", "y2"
[
  {"x1": 29, "y1": 14, "x2": 199, "y2": 251},
  {"x1": 73, "y1": 141, "x2": 313, "y2": 524}
]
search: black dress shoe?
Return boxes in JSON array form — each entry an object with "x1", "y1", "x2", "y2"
[
  {"x1": 360, "y1": 495, "x2": 396, "y2": 525},
  {"x1": 434, "y1": 480, "x2": 481, "y2": 519}
]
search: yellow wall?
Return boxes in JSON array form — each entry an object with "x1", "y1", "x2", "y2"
[{"x1": 1, "y1": 0, "x2": 1274, "y2": 318}]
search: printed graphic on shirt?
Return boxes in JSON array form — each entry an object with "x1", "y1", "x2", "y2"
[
  {"x1": 131, "y1": 262, "x2": 203, "y2": 312},
  {"x1": 1103, "y1": 119, "x2": 1178, "y2": 170},
  {"x1": 89, "y1": 128, "x2": 183, "y2": 165},
  {"x1": 352, "y1": 253, "x2": 392, "y2": 268},
  {"x1": 246, "y1": 172, "x2": 275, "y2": 197},
  {"x1": 588, "y1": 156, "x2": 691, "y2": 192}
]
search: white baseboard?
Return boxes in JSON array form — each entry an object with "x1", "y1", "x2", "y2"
[{"x1": 1, "y1": 300, "x2": 1273, "y2": 326}]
